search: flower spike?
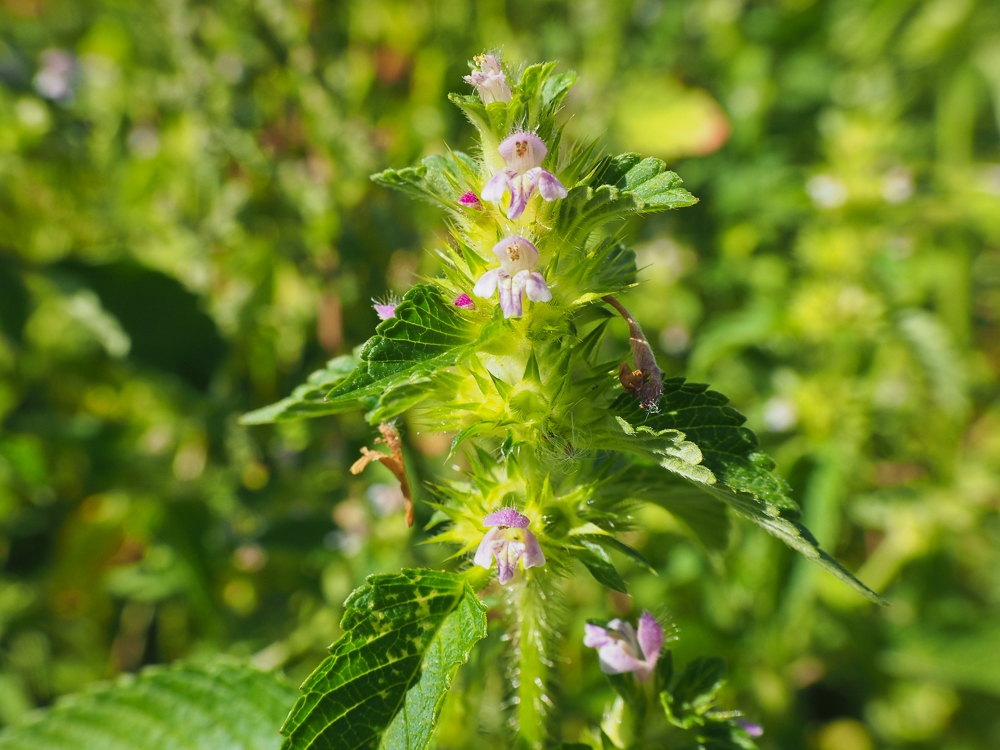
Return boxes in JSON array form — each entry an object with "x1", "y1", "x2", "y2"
[
  {"x1": 459, "y1": 191, "x2": 483, "y2": 209},
  {"x1": 372, "y1": 294, "x2": 400, "y2": 321}
]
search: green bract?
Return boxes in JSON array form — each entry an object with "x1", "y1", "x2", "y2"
[{"x1": 240, "y1": 57, "x2": 883, "y2": 750}]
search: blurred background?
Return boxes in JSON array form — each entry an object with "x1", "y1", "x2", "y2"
[{"x1": 0, "y1": 0, "x2": 998, "y2": 748}]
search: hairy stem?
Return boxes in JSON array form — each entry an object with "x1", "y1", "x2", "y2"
[{"x1": 514, "y1": 571, "x2": 553, "y2": 750}]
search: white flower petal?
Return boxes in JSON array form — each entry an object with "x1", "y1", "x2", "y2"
[{"x1": 473, "y1": 269, "x2": 500, "y2": 299}]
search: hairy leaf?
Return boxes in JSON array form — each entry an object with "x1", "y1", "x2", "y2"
[
  {"x1": 371, "y1": 152, "x2": 477, "y2": 210},
  {"x1": 240, "y1": 353, "x2": 360, "y2": 424},
  {"x1": 612, "y1": 380, "x2": 885, "y2": 604},
  {"x1": 242, "y1": 285, "x2": 474, "y2": 424},
  {"x1": 280, "y1": 569, "x2": 487, "y2": 750},
  {"x1": 661, "y1": 657, "x2": 728, "y2": 730},
  {"x1": 0, "y1": 661, "x2": 296, "y2": 750},
  {"x1": 555, "y1": 155, "x2": 697, "y2": 244}
]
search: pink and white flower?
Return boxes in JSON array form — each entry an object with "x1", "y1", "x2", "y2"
[
  {"x1": 583, "y1": 611, "x2": 663, "y2": 682},
  {"x1": 464, "y1": 54, "x2": 511, "y2": 105},
  {"x1": 481, "y1": 132, "x2": 567, "y2": 220},
  {"x1": 473, "y1": 508, "x2": 546, "y2": 585},
  {"x1": 472, "y1": 237, "x2": 552, "y2": 318}
]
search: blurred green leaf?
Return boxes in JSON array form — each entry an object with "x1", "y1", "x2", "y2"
[
  {"x1": 0, "y1": 661, "x2": 296, "y2": 750},
  {"x1": 573, "y1": 539, "x2": 629, "y2": 593},
  {"x1": 662, "y1": 657, "x2": 727, "y2": 730}
]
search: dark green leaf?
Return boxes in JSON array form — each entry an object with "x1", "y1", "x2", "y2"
[
  {"x1": 673, "y1": 657, "x2": 727, "y2": 711},
  {"x1": 240, "y1": 353, "x2": 360, "y2": 424},
  {"x1": 612, "y1": 382, "x2": 886, "y2": 605},
  {"x1": 662, "y1": 657, "x2": 727, "y2": 730},
  {"x1": 241, "y1": 285, "x2": 475, "y2": 425},
  {"x1": 280, "y1": 569, "x2": 487, "y2": 750},
  {"x1": 577, "y1": 534, "x2": 655, "y2": 573},
  {"x1": 573, "y1": 540, "x2": 628, "y2": 593},
  {"x1": 0, "y1": 661, "x2": 297, "y2": 750}
]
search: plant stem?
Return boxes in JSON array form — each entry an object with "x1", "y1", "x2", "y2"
[{"x1": 515, "y1": 571, "x2": 553, "y2": 750}]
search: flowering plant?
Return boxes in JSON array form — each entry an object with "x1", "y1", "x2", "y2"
[{"x1": 241, "y1": 53, "x2": 882, "y2": 749}]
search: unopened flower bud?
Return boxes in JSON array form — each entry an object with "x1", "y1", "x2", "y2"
[{"x1": 459, "y1": 191, "x2": 483, "y2": 209}]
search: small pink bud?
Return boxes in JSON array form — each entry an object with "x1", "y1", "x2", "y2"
[
  {"x1": 372, "y1": 295, "x2": 400, "y2": 321},
  {"x1": 454, "y1": 293, "x2": 475, "y2": 310},
  {"x1": 459, "y1": 191, "x2": 482, "y2": 209}
]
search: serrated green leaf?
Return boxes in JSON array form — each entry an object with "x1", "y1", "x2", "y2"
[
  {"x1": 553, "y1": 185, "x2": 644, "y2": 246},
  {"x1": 662, "y1": 657, "x2": 727, "y2": 730},
  {"x1": 280, "y1": 569, "x2": 487, "y2": 750},
  {"x1": 555, "y1": 155, "x2": 697, "y2": 243},
  {"x1": 612, "y1": 380, "x2": 886, "y2": 604},
  {"x1": 582, "y1": 153, "x2": 643, "y2": 188},
  {"x1": 371, "y1": 152, "x2": 477, "y2": 210},
  {"x1": 240, "y1": 353, "x2": 361, "y2": 424},
  {"x1": 0, "y1": 660, "x2": 296, "y2": 750},
  {"x1": 242, "y1": 285, "x2": 475, "y2": 424}
]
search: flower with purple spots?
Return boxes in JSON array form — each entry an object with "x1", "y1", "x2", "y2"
[
  {"x1": 463, "y1": 53, "x2": 511, "y2": 105},
  {"x1": 583, "y1": 611, "x2": 663, "y2": 683},
  {"x1": 473, "y1": 508, "x2": 545, "y2": 584},
  {"x1": 481, "y1": 132, "x2": 567, "y2": 220},
  {"x1": 472, "y1": 237, "x2": 552, "y2": 318}
]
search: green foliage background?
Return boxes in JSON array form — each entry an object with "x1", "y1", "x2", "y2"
[{"x1": 0, "y1": 0, "x2": 998, "y2": 748}]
